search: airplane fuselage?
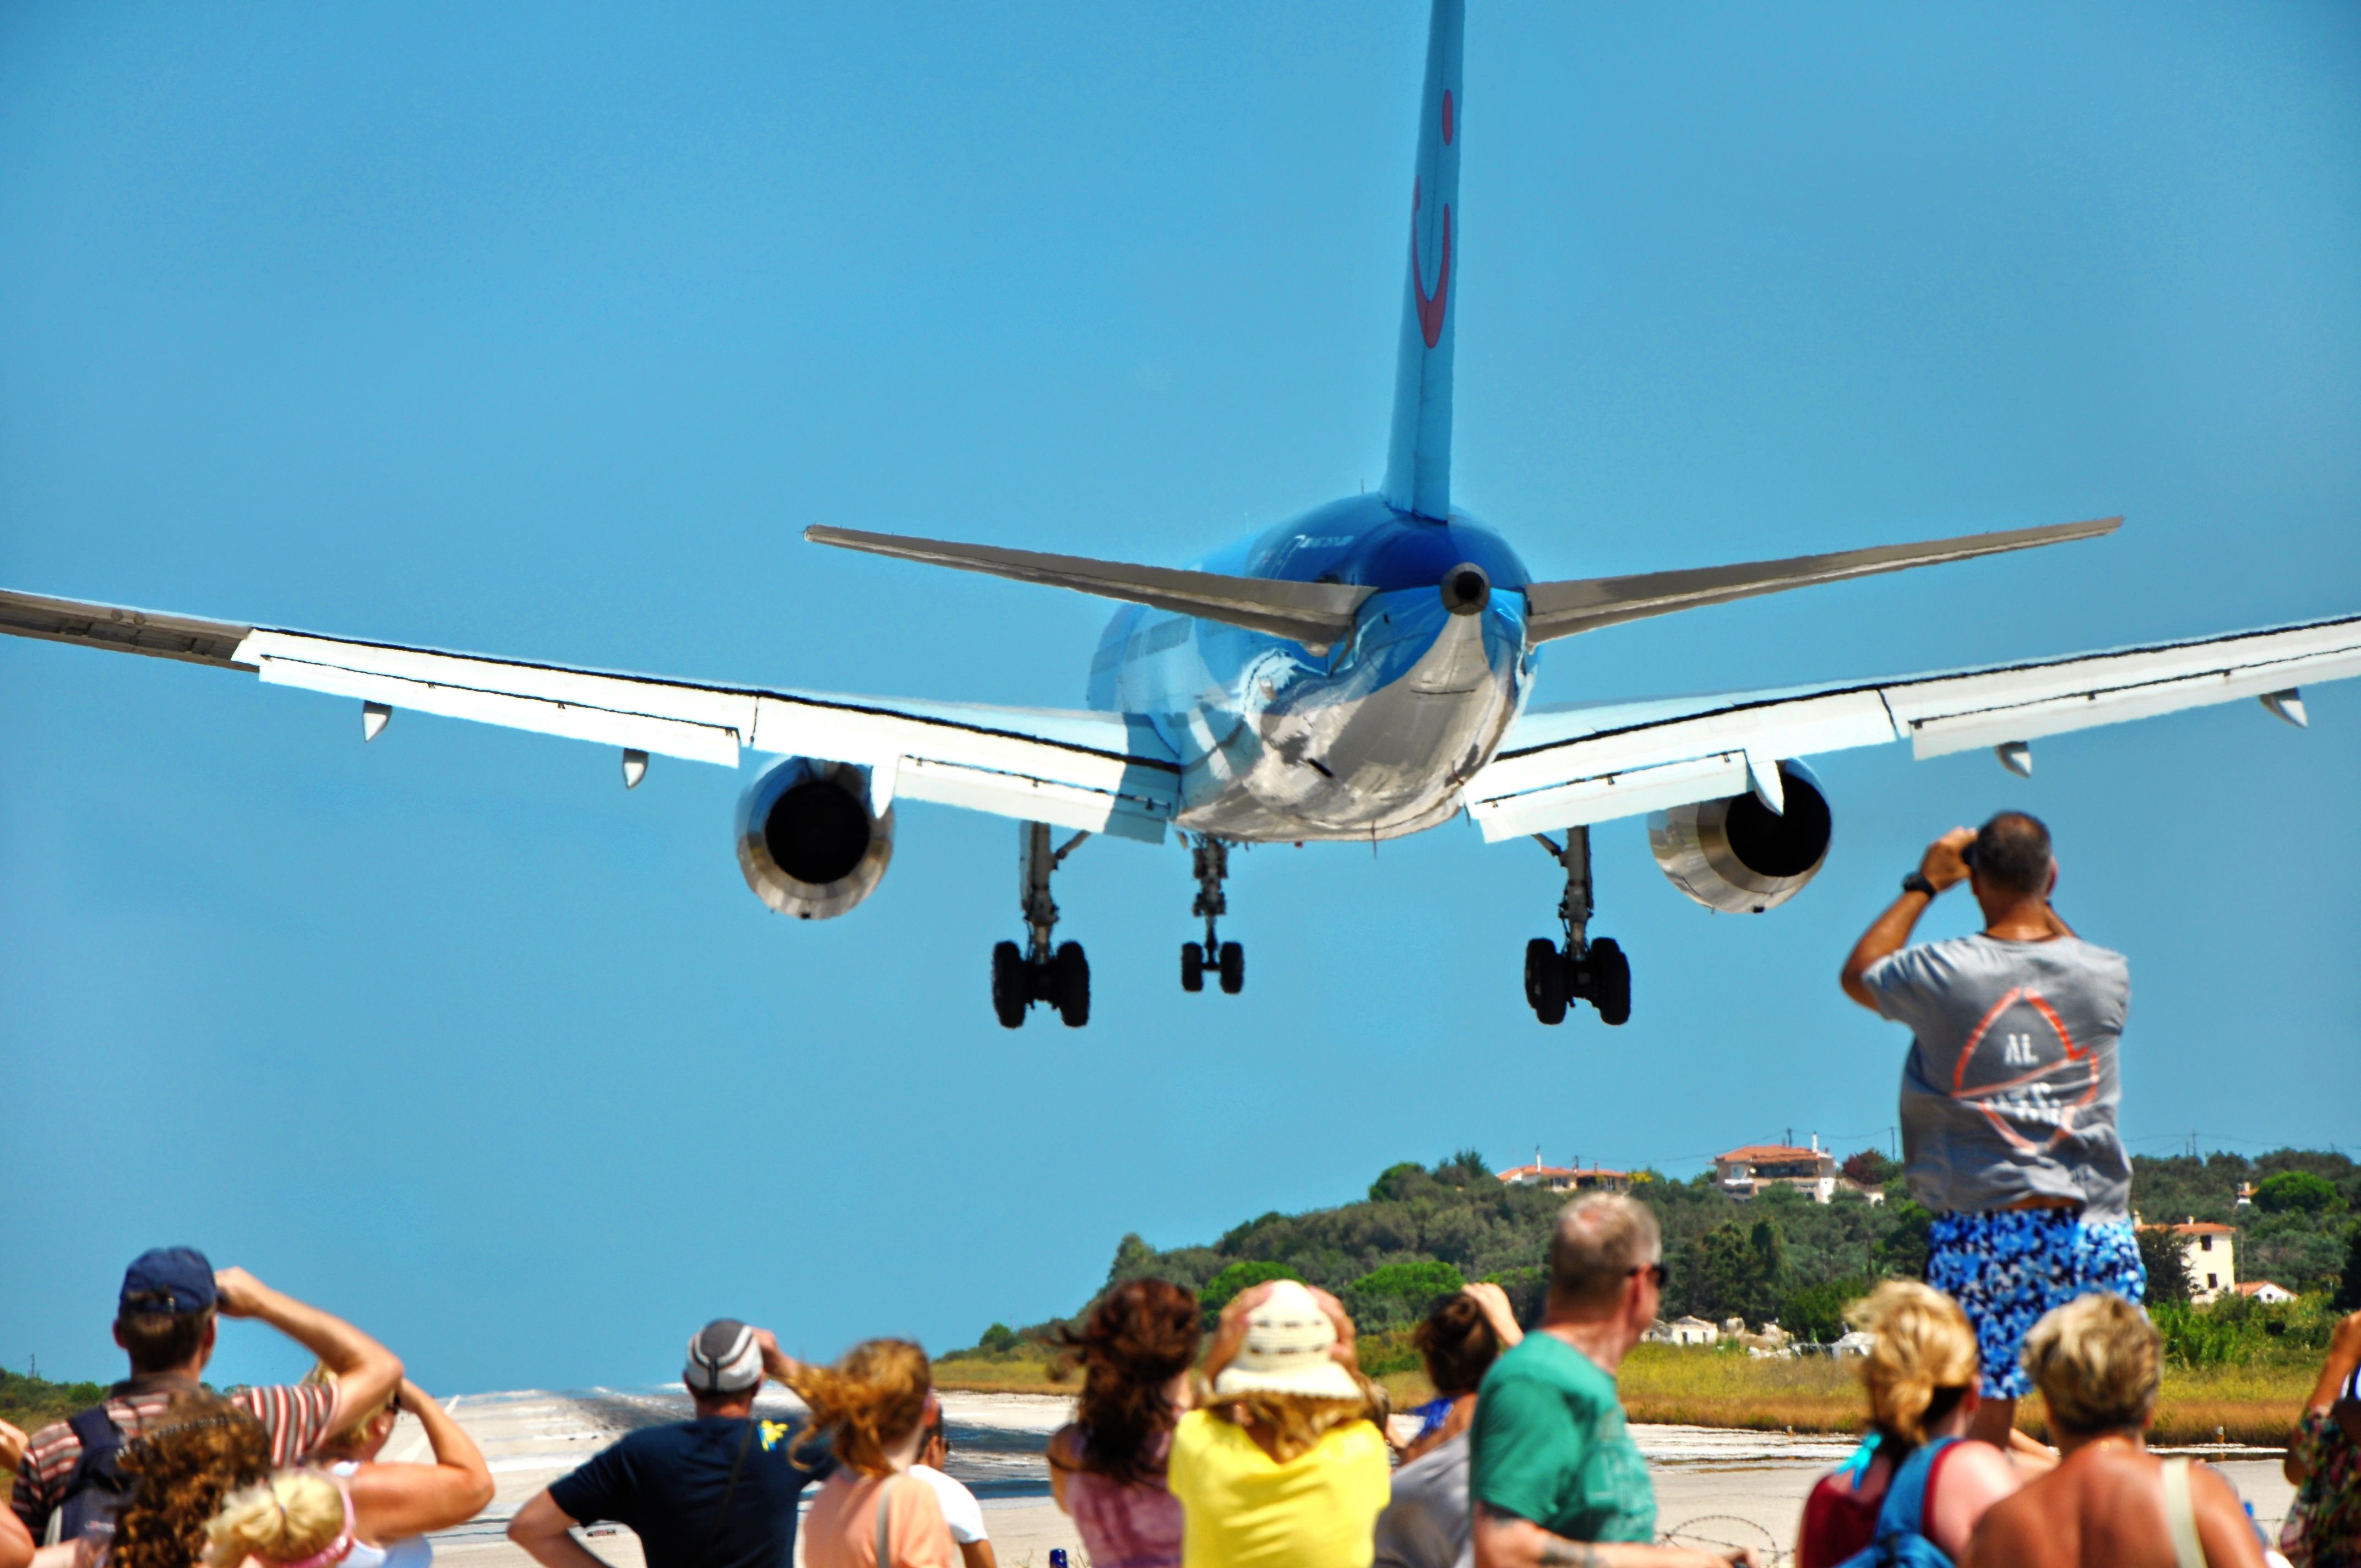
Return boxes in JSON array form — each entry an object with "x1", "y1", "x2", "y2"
[{"x1": 1086, "y1": 493, "x2": 1532, "y2": 841}]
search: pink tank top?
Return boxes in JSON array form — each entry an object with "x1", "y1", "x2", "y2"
[{"x1": 1065, "y1": 1428, "x2": 1184, "y2": 1568}]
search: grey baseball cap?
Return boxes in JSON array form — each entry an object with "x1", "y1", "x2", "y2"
[{"x1": 685, "y1": 1319, "x2": 763, "y2": 1393}]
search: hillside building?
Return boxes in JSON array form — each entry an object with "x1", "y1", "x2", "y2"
[
  {"x1": 1714, "y1": 1138, "x2": 1838, "y2": 1203},
  {"x1": 2136, "y1": 1216, "x2": 2239, "y2": 1304},
  {"x1": 1498, "y1": 1151, "x2": 1632, "y2": 1194}
]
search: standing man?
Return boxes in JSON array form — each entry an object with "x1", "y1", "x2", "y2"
[
  {"x1": 1841, "y1": 811, "x2": 2145, "y2": 1452},
  {"x1": 912, "y1": 1405, "x2": 996, "y2": 1568},
  {"x1": 1470, "y1": 1194, "x2": 1756, "y2": 1568},
  {"x1": 508, "y1": 1320, "x2": 834, "y2": 1568},
  {"x1": 11, "y1": 1248, "x2": 405, "y2": 1548}
]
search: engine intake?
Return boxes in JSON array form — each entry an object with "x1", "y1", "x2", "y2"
[
  {"x1": 736, "y1": 757, "x2": 894, "y2": 919},
  {"x1": 1648, "y1": 760, "x2": 1832, "y2": 914}
]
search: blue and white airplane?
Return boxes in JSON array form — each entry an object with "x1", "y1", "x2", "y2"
[{"x1": 7, "y1": 0, "x2": 2360, "y2": 1030}]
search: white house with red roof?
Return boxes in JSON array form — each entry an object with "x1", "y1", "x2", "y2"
[
  {"x1": 2237, "y1": 1280, "x2": 2295, "y2": 1304},
  {"x1": 1714, "y1": 1138, "x2": 1838, "y2": 1203},
  {"x1": 2137, "y1": 1216, "x2": 2239, "y2": 1304},
  {"x1": 1498, "y1": 1149, "x2": 1632, "y2": 1194}
]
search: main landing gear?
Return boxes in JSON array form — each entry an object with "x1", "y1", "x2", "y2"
[
  {"x1": 992, "y1": 821, "x2": 1091, "y2": 1028},
  {"x1": 1524, "y1": 826, "x2": 1630, "y2": 1026},
  {"x1": 1179, "y1": 835, "x2": 1244, "y2": 995}
]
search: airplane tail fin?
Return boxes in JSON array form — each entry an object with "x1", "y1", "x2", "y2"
[{"x1": 1379, "y1": 0, "x2": 1465, "y2": 522}]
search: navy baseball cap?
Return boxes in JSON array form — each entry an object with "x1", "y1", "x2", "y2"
[{"x1": 120, "y1": 1248, "x2": 217, "y2": 1315}]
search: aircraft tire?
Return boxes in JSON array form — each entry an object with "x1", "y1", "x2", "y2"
[
  {"x1": 1217, "y1": 941, "x2": 1244, "y2": 995},
  {"x1": 1588, "y1": 938, "x2": 1631, "y2": 1026},
  {"x1": 1181, "y1": 943, "x2": 1204, "y2": 992},
  {"x1": 1525, "y1": 938, "x2": 1568, "y2": 1025},
  {"x1": 1054, "y1": 942, "x2": 1091, "y2": 1027},
  {"x1": 991, "y1": 940, "x2": 1029, "y2": 1028}
]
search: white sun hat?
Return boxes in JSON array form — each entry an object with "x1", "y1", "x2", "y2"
[{"x1": 1211, "y1": 1280, "x2": 1363, "y2": 1402}]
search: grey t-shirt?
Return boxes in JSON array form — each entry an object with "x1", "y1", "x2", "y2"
[
  {"x1": 1374, "y1": 1429, "x2": 1472, "y2": 1568},
  {"x1": 1862, "y1": 933, "x2": 2132, "y2": 1222}
]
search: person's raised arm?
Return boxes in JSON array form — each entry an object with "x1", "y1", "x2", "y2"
[
  {"x1": 349, "y1": 1382, "x2": 495, "y2": 1541},
  {"x1": 1841, "y1": 828, "x2": 1972, "y2": 1010},
  {"x1": 0, "y1": 1428, "x2": 30, "y2": 1568},
  {"x1": 506, "y1": 1491, "x2": 613, "y2": 1568},
  {"x1": 1464, "y1": 1283, "x2": 1526, "y2": 1350},
  {"x1": 211, "y1": 1267, "x2": 402, "y2": 1434},
  {"x1": 1472, "y1": 1506, "x2": 1752, "y2": 1567},
  {"x1": 2288, "y1": 1312, "x2": 2361, "y2": 1484}
]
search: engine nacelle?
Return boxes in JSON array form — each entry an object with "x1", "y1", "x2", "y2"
[
  {"x1": 736, "y1": 757, "x2": 894, "y2": 919},
  {"x1": 1648, "y1": 760, "x2": 1832, "y2": 914}
]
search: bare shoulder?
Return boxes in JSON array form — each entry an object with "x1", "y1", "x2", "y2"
[
  {"x1": 1960, "y1": 1480, "x2": 2049, "y2": 1568},
  {"x1": 1047, "y1": 1423, "x2": 1081, "y2": 1467}
]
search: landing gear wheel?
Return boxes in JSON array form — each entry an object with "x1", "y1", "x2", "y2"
[
  {"x1": 991, "y1": 940, "x2": 1027, "y2": 1029},
  {"x1": 1180, "y1": 943, "x2": 1204, "y2": 992},
  {"x1": 1525, "y1": 937, "x2": 1568, "y2": 1026},
  {"x1": 1053, "y1": 941, "x2": 1091, "y2": 1027},
  {"x1": 1217, "y1": 941, "x2": 1244, "y2": 995},
  {"x1": 1586, "y1": 937, "x2": 1631, "y2": 1026}
]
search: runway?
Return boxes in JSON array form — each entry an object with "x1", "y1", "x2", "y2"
[{"x1": 388, "y1": 1387, "x2": 2295, "y2": 1567}]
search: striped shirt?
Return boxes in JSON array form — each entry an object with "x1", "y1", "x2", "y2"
[{"x1": 10, "y1": 1376, "x2": 339, "y2": 1539}]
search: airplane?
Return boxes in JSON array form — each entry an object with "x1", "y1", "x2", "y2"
[{"x1": 6, "y1": 0, "x2": 2360, "y2": 1032}]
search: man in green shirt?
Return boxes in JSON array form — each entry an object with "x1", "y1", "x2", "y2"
[{"x1": 1471, "y1": 1194, "x2": 1755, "y2": 1568}]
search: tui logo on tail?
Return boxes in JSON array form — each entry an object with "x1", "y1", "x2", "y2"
[{"x1": 1411, "y1": 178, "x2": 1452, "y2": 350}]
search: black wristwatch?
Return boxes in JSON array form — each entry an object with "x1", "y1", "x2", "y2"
[{"x1": 1901, "y1": 871, "x2": 1939, "y2": 898}]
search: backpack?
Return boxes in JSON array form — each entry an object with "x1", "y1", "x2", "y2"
[
  {"x1": 54, "y1": 1407, "x2": 138, "y2": 1549},
  {"x1": 1835, "y1": 1436, "x2": 1961, "y2": 1568}
]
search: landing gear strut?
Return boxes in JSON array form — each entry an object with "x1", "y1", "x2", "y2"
[
  {"x1": 992, "y1": 822, "x2": 1090, "y2": 1028},
  {"x1": 1179, "y1": 835, "x2": 1243, "y2": 995},
  {"x1": 1524, "y1": 827, "x2": 1630, "y2": 1026}
]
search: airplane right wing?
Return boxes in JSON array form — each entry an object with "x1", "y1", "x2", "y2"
[{"x1": 1464, "y1": 611, "x2": 2361, "y2": 841}]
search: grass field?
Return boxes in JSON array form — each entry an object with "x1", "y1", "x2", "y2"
[{"x1": 934, "y1": 1344, "x2": 2314, "y2": 1448}]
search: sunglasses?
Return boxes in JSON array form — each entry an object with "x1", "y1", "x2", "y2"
[{"x1": 1630, "y1": 1262, "x2": 1668, "y2": 1288}]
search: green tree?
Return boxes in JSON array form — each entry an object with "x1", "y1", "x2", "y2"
[
  {"x1": 2335, "y1": 1223, "x2": 2361, "y2": 1314},
  {"x1": 2138, "y1": 1227, "x2": 2194, "y2": 1303},
  {"x1": 977, "y1": 1322, "x2": 1018, "y2": 1354},
  {"x1": 1199, "y1": 1260, "x2": 1301, "y2": 1324},
  {"x1": 1683, "y1": 1218, "x2": 1788, "y2": 1327},
  {"x1": 1344, "y1": 1260, "x2": 1467, "y2": 1332},
  {"x1": 2257, "y1": 1170, "x2": 2346, "y2": 1216},
  {"x1": 1781, "y1": 1278, "x2": 1873, "y2": 1344},
  {"x1": 1369, "y1": 1162, "x2": 1425, "y2": 1201}
]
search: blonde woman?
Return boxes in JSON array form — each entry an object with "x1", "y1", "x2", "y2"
[
  {"x1": 1167, "y1": 1280, "x2": 1390, "y2": 1568},
  {"x1": 205, "y1": 1466, "x2": 405, "y2": 1568},
  {"x1": 1797, "y1": 1282, "x2": 2021, "y2": 1567},
  {"x1": 300, "y1": 1373, "x2": 493, "y2": 1567},
  {"x1": 787, "y1": 1341, "x2": 958, "y2": 1568}
]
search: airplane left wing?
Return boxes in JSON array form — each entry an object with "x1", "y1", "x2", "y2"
[
  {"x1": 1464, "y1": 611, "x2": 2361, "y2": 841},
  {"x1": 0, "y1": 588, "x2": 1182, "y2": 842}
]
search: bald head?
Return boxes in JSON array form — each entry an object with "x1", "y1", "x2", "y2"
[{"x1": 1548, "y1": 1194, "x2": 1661, "y2": 1312}]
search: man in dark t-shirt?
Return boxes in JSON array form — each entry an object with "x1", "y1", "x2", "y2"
[{"x1": 509, "y1": 1320, "x2": 833, "y2": 1568}]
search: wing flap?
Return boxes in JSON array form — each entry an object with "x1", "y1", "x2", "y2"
[{"x1": 1467, "y1": 610, "x2": 2361, "y2": 836}]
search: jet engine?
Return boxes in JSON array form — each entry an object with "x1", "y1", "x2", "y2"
[
  {"x1": 736, "y1": 757, "x2": 894, "y2": 919},
  {"x1": 1647, "y1": 760, "x2": 1832, "y2": 914}
]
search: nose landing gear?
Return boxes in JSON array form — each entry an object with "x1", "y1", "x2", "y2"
[
  {"x1": 992, "y1": 821, "x2": 1091, "y2": 1028},
  {"x1": 1524, "y1": 826, "x2": 1630, "y2": 1026},
  {"x1": 1179, "y1": 835, "x2": 1244, "y2": 995}
]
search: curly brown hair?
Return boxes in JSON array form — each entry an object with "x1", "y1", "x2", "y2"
[
  {"x1": 783, "y1": 1340, "x2": 932, "y2": 1477},
  {"x1": 1050, "y1": 1280, "x2": 1200, "y2": 1486},
  {"x1": 113, "y1": 1393, "x2": 272, "y2": 1568}
]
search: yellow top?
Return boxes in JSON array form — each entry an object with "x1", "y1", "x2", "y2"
[{"x1": 1167, "y1": 1408, "x2": 1391, "y2": 1568}]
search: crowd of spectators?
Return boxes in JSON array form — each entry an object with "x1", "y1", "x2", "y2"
[{"x1": 6, "y1": 819, "x2": 2357, "y2": 1568}]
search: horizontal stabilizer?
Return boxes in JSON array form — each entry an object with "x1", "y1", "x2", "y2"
[
  {"x1": 1521, "y1": 516, "x2": 2120, "y2": 644},
  {"x1": 806, "y1": 525, "x2": 1376, "y2": 650}
]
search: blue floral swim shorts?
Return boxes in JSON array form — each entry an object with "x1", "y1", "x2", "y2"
[{"x1": 1925, "y1": 1207, "x2": 2146, "y2": 1398}]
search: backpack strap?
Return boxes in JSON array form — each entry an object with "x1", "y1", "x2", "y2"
[
  {"x1": 872, "y1": 1473, "x2": 900, "y2": 1567},
  {"x1": 2161, "y1": 1457, "x2": 2205, "y2": 1568},
  {"x1": 1873, "y1": 1436, "x2": 1959, "y2": 1548}
]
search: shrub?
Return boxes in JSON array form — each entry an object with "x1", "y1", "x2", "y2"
[
  {"x1": 2257, "y1": 1170, "x2": 2346, "y2": 1216},
  {"x1": 1344, "y1": 1260, "x2": 1467, "y2": 1333},
  {"x1": 977, "y1": 1322, "x2": 1018, "y2": 1355},
  {"x1": 1198, "y1": 1260, "x2": 1302, "y2": 1325}
]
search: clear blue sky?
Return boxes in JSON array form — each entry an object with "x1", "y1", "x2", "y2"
[{"x1": 4, "y1": 2, "x2": 2357, "y2": 1395}]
